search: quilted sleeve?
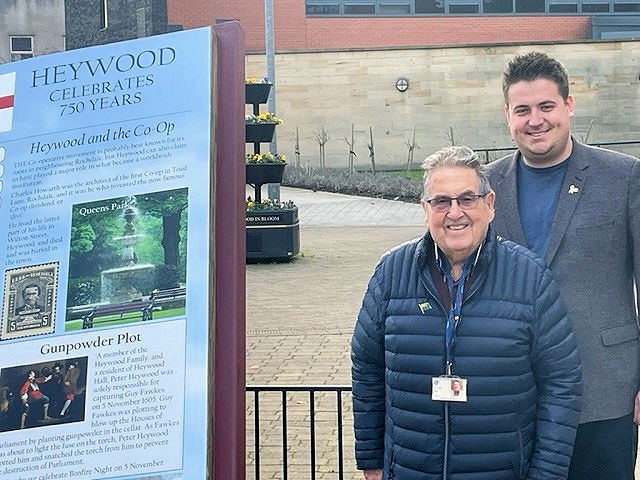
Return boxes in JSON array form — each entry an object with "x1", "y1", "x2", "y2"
[
  {"x1": 351, "y1": 259, "x2": 388, "y2": 471},
  {"x1": 527, "y1": 268, "x2": 583, "y2": 479}
]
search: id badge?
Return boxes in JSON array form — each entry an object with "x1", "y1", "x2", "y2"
[{"x1": 432, "y1": 376, "x2": 467, "y2": 402}]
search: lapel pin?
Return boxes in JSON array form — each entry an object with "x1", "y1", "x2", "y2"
[
  {"x1": 568, "y1": 184, "x2": 580, "y2": 195},
  {"x1": 418, "y1": 302, "x2": 432, "y2": 314}
]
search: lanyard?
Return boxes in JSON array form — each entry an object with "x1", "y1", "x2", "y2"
[
  {"x1": 443, "y1": 265, "x2": 470, "y2": 375},
  {"x1": 434, "y1": 243, "x2": 482, "y2": 375}
]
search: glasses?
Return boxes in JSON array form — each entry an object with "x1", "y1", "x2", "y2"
[{"x1": 424, "y1": 193, "x2": 487, "y2": 213}]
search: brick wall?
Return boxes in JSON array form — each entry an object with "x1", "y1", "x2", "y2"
[{"x1": 168, "y1": 0, "x2": 590, "y2": 52}]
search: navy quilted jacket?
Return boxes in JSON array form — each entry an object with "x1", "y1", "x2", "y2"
[{"x1": 351, "y1": 229, "x2": 582, "y2": 480}]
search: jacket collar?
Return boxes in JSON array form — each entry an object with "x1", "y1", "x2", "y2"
[
  {"x1": 491, "y1": 137, "x2": 589, "y2": 264},
  {"x1": 415, "y1": 225, "x2": 496, "y2": 276}
]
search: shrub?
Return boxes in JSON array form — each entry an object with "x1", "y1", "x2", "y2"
[{"x1": 282, "y1": 166, "x2": 423, "y2": 203}]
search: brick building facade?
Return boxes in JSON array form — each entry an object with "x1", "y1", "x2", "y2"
[{"x1": 168, "y1": 0, "x2": 596, "y2": 52}]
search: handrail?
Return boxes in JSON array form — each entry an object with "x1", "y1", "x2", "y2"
[
  {"x1": 475, "y1": 139, "x2": 640, "y2": 163},
  {"x1": 246, "y1": 385, "x2": 352, "y2": 480}
]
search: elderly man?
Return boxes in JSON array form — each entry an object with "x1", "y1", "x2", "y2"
[{"x1": 351, "y1": 145, "x2": 582, "y2": 480}]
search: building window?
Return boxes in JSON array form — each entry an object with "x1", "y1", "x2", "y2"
[
  {"x1": 484, "y1": 0, "x2": 515, "y2": 13},
  {"x1": 344, "y1": 3, "x2": 376, "y2": 13},
  {"x1": 304, "y1": 0, "x2": 638, "y2": 15},
  {"x1": 380, "y1": 3, "x2": 412, "y2": 13},
  {"x1": 450, "y1": 3, "x2": 480, "y2": 13},
  {"x1": 515, "y1": 0, "x2": 545, "y2": 12},
  {"x1": 582, "y1": 2, "x2": 611, "y2": 12},
  {"x1": 100, "y1": 0, "x2": 109, "y2": 30},
  {"x1": 549, "y1": 2, "x2": 578, "y2": 12},
  {"x1": 306, "y1": 4, "x2": 341, "y2": 14},
  {"x1": 10, "y1": 36, "x2": 33, "y2": 61},
  {"x1": 444, "y1": 0, "x2": 480, "y2": 12},
  {"x1": 415, "y1": 0, "x2": 445, "y2": 13},
  {"x1": 614, "y1": 3, "x2": 640, "y2": 12}
]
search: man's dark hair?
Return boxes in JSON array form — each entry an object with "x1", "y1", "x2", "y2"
[
  {"x1": 502, "y1": 51, "x2": 570, "y2": 102},
  {"x1": 22, "y1": 284, "x2": 40, "y2": 297}
]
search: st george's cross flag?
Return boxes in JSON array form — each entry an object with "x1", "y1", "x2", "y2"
[{"x1": 0, "y1": 72, "x2": 16, "y2": 133}]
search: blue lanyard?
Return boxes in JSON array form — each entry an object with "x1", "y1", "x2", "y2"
[{"x1": 442, "y1": 262, "x2": 472, "y2": 376}]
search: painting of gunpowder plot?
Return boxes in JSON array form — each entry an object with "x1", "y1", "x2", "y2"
[{"x1": 65, "y1": 188, "x2": 188, "y2": 330}]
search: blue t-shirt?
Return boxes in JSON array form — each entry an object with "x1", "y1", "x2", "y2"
[{"x1": 516, "y1": 159, "x2": 568, "y2": 257}]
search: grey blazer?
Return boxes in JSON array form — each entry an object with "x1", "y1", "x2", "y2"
[{"x1": 486, "y1": 139, "x2": 640, "y2": 423}]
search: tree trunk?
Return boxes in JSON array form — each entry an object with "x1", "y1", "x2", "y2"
[{"x1": 162, "y1": 212, "x2": 182, "y2": 267}]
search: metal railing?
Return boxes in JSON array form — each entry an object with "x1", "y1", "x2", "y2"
[
  {"x1": 246, "y1": 385, "x2": 353, "y2": 480},
  {"x1": 476, "y1": 139, "x2": 640, "y2": 164}
]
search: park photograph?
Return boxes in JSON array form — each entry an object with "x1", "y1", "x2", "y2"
[{"x1": 64, "y1": 187, "x2": 188, "y2": 331}]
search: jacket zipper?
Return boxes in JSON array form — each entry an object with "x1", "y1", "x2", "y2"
[
  {"x1": 443, "y1": 401, "x2": 449, "y2": 480},
  {"x1": 418, "y1": 268, "x2": 484, "y2": 480}
]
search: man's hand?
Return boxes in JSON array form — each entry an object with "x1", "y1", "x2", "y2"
[
  {"x1": 634, "y1": 391, "x2": 640, "y2": 424},
  {"x1": 363, "y1": 469, "x2": 382, "y2": 480}
]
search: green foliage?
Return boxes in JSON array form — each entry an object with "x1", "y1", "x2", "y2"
[
  {"x1": 67, "y1": 277, "x2": 100, "y2": 306},
  {"x1": 136, "y1": 188, "x2": 188, "y2": 218},
  {"x1": 70, "y1": 224, "x2": 96, "y2": 254},
  {"x1": 131, "y1": 211, "x2": 165, "y2": 265}
]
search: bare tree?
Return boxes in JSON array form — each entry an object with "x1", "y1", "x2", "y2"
[
  {"x1": 294, "y1": 126, "x2": 301, "y2": 167},
  {"x1": 579, "y1": 119, "x2": 595, "y2": 143},
  {"x1": 444, "y1": 126, "x2": 456, "y2": 146},
  {"x1": 367, "y1": 126, "x2": 376, "y2": 175},
  {"x1": 314, "y1": 126, "x2": 330, "y2": 169},
  {"x1": 344, "y1": 123, "x2": 357, "y2": 174},
  {"x1": 404, "y1": 128, "x2": 420, "y2": 178}
]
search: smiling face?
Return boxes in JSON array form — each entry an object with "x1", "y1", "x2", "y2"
[
  {"x1": 504, "y1": 78, "x2": 574, "y2": 168},
  {"x1": 421, "y1": 166, "x2": 495, "y2": 276}
]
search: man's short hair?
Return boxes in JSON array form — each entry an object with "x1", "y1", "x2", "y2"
[
  {"x1": 420, "y1": 146, "x2": 492, "y2": 200},
  {"x1": 502, "y1": 51, "x2": 570, "y2": 102},
  {"x1": 22, "y1": 284, "x2": 40, "y2": 297}
]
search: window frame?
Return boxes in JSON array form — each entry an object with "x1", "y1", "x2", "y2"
[
  {"x1": 100, "y1": 0, "x2": 109, "y2": 30},
  {"x1": 303, "y1": 0, "x2": 634, "y2": 16},
  {"x1": 9, "y1": 36, "x2": 34, "y2": 62}
]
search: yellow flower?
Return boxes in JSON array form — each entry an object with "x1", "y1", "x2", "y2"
[
  {"x1": 246, "y1": 152, "x2": 286, "y2": 164},
  {"x1": 245, "y1": 76, "x2": 270, "y2": 84},
  {"x1": 246, "y1": 112, "x2": 283, "y2": 125}
]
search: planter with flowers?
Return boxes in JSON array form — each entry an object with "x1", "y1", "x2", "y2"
[
  {"x1": 245, "y1": 77, "x2": 272, "y2": 105},
  {"x1": 245, "y1": 112, "x2": 282, "y2": 145},
  {"x1": 246, "y1": 152, "x2": 287, "y2": 190},
  {"x1": 245, "y1": 78, "x2": 299, "y2": 262}
]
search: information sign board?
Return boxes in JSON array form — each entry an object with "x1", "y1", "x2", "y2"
[{"x1": 0, "y1": 26, "x2": 214, "y2": 480}]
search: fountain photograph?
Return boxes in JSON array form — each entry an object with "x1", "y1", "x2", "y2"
[{"x1": 64, "y1": 188, "x2": 188, "y2": 331}]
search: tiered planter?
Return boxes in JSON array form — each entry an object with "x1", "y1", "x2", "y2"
[
  {"x1": 245, "y1": 162, "x2": 285, "y2": 186},
  {"x1": 245, "y1": 82, "x2": 300, "y2": 262},
  {"x1": 246, "y1": 206, "x2": 300, "y2": 262},
  {"x1": 245, "y1": 123, "x2": 276, "y2": 144},
  {"x1": 245, "y1": 82, "x2": 272, "y2": 104}
]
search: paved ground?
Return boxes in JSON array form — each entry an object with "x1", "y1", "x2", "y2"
[{"x1": 246, "y1": 186, "x2": 425, "y2": 386}]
